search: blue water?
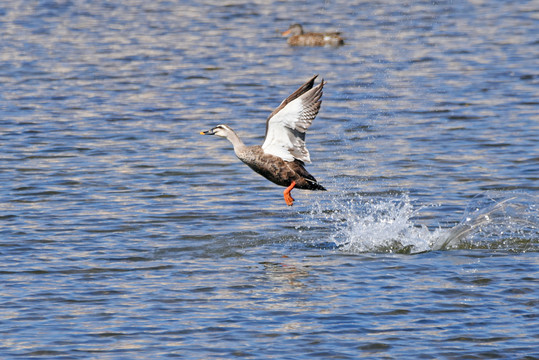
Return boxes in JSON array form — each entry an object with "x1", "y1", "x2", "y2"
[{"x1": 1, "y1": 0, "x2": 538, "y2": 359}]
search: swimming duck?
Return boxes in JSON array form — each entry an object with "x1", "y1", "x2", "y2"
[
  {"x1": 200, "y1": 75, "x2": 326, "y2": 206},
  {"x1": 282, "y1": 24, "x2": 344, "y2": 47}
]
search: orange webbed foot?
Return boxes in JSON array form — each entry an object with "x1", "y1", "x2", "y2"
[
  {"x1": 283, "y1": 181, "x2": 296, "y2": 206},
  {"x1": 284, "y1": 192, "x2": 295, "y2": 206}
]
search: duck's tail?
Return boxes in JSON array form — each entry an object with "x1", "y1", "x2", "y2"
[{"x1": 305, "y1": 178, "x2": 326, "y2": 191}]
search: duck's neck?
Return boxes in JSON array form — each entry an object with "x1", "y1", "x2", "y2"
[{"x1": 225, "y1": 129, "x2": 247, "y2": 157}]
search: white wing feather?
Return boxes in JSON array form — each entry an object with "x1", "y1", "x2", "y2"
[{"x1": 262, "y1": 83, "x2": 323, "y2": 163}]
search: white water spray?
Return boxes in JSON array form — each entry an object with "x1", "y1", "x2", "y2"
[{"x1": 305, "y1": 191, "x2": 538, "y2": 254}]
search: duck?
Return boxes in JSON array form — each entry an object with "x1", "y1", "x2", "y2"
[
  {"x1": 200, "y1": 75, "x2": 327, "y2": 206},
  {"x1": 281, "y1": 24, "x2": 344, "y2": 47}
]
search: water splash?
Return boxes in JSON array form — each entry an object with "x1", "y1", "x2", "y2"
[
  {"x1": 433, "y1": 192, "x2": 538, "y2": 252},
  {"x1": 305, "y1": 191, "x2": 538, "y2": 254}
]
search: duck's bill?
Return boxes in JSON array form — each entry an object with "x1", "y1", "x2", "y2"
[
  {"x1": 281, "y1": 29, "x2": 291, "y2": 36},
  {"x1": 200, "y1": 129, "x2": 215, "y2": 135}
]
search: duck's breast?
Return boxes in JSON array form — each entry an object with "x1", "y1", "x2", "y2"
[{"x1": 237, "y1": 146, "x2": 295, "y2": 187}]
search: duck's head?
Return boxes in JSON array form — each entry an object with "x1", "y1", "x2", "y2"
[
  {"x1": 282, "y1": 24, "x2": 304, "y2": 37},
  {"x1": 200, "y1": 124, "x2": 233, "y2": 138}
]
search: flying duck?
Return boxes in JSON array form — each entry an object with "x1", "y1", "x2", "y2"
[
  {"x1": 200, "y1": 75, "x2": 326, "y2": 206},
  {"x1": 281, "y1": 24, "x2": 344, "y2": 47}
]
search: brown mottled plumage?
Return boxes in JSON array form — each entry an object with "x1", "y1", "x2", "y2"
[
  {"x1": 282, "y1": 24, "x2": 344, "y2": 47},
  {"x1": 237, "y1": 146, "x2": 325, "y2": 191},
  {"x1": 200, "y1": 75, "x2": 326, "y2": 206}
]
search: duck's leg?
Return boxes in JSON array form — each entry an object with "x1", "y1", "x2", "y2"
[{"x1": 283, "y1": 181, "x2": 296, "y2": 206}]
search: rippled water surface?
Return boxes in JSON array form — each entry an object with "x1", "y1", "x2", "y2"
[{"x1": 1, "y1": 0, "x2": 538, "y2": 358}]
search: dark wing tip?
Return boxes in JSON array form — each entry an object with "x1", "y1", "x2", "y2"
[
  {"x1": 265, "y1": 75, "x2": 320, "y2": 124},
  {"x1": 302, "y1": 78, "x2": 325, "y2": 106},
  {"x1": 298, "y1": 75, "x2": 318, "y2": 94}
]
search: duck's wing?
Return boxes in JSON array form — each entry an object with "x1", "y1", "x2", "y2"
[{"x1": 262, "y1": 76, "x2": 324, "y2": 163}]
